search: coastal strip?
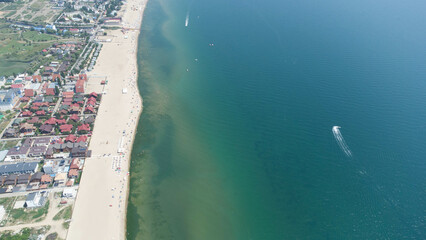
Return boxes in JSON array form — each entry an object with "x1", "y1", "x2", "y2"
[{"x1": 66, "y1": 0, "x2": 147, "y2": 239}]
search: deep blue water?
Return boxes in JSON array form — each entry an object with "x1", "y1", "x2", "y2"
[{"x1": 127, "y1": 0, "x2": 426, "y2": 239}]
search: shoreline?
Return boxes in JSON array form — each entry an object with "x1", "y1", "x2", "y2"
[{"x1": 66, "y1": 0, "x2": 147, "y2": 239}]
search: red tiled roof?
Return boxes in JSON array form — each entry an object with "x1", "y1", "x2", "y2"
[
  {"x1": 68, "y1": 169, "x2": 78, "y2": 178},
  {"x1": 44, "y1": 118, "x2": 57, "y2": 125},
  {"x1": 77, "y1": 124, "x2": 90, "y2": 132},
  {"x1": 69, "y1": 114, "x2": 79, "y2": 121},
  {"x1": 32, "y1": 75, "x2": 42, "y2": 82},
  {"x1": 76, "y1": 135, "x2": 87, "y2": 143},
  {"x1": 27, "y1": 117, "x2": 39, "y2": 124},
  {"x1": 46, "y1": 88, "x2": 55, "y2": 96},
  {"x1": 84, "y1": 106, "x2": 95, "y2": 113},
  {"x1": 60, "y1": 124, "x2": 73, "y2": 133},
  {"x1": 22, "y1": 111, "x2": 32, "y2": 117},
  {"x1": 65, "y1": 134, "x2": 77, "y2": 143},
  {"x1": 21, "y1": 97, "x2": 30, "y2": 102},
  {"x1": 56, "y1": 118, "x2": 67, "y2": 125},
  {"x1": 11, "y1": 84, "x2": 23, "y2": 89},
  {"x1": 70, "y1": 158, "x2": 80, "y2": 169},
  {"x1": 35, "y1": 110, "x2": 46, "y2": 116},
  {"x1": 24, "y1": 89, "x2": 34, "y2": 97},
  {"x1": 41, "y1": 174, "x2": 52, "y2": 183}
]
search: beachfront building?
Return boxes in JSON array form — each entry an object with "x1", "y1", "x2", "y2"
[
  {"x1": 25, "y1": 192, "x2": 47, "y2": 208},
  {"x1": 62, "y1": 188, "x2": 77, "y2": 198}
]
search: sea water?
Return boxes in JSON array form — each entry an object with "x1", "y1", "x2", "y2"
[{"x1": 127, "y1": 0, "x2": 426, "y2": 239}]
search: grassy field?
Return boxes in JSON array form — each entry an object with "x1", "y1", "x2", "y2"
[
  {"x1": 0, "y1": 0, "x2": 61, "y2": 24},
  {"x1": 7, "y1": 200, "x2": 50, "y2": 225},
  {"x1": 53, "y1": 205, "x2": 72, "y2": 221},
  {"x1": 0, "y1": 20, "x2": 62, "y2": 75}
]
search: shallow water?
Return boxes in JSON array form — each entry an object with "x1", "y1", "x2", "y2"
[{"x1": 127, "y1": 0, "x2": 426, "y2": 239}]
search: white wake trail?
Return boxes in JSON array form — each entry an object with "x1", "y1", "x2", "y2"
[
  {"x1": 332, "y1": 126, "x2": 352, "y2": 157},
  {"x1": 185, "y1": 12, "x2": 189, "y2": 27}
]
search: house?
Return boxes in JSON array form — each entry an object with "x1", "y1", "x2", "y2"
[
  {"x1": 34, "y1": 95, "x2": 43, "y2": 103},
  {"x1": 71, "y1": 146, "x2": 89, "y2": 158},
  {"x1": 43, "y1": 161, "x2": 55, "y2": 174},
  {"x1": 0, "y1": 162, "x2": 38, "y2": 175},
  {"x1": 21, "y1": 111, "x2": 33, "y2": 117},
  {"x1": 3, "y1": 174, "x2": 17, "y2": 186},
  {"x1": 11, "y1": 84, "x2": 23, "y2": 89},
  {"x1": 65, "y1": 134, "x2": 77, "y2": 143},
  {"x1": 79, "y1": 74, "x2": 87, "y2": 82},
  {"x1": 63, "y1": 91, "x2": 74, "y2": 99},
  {"x1": 60, "y1": 124, "x2": 73, "y2": 133},
  {"x1": 12, "y1": 118, "x2": 23, "y2": 126},
  {"x1": 19, "y1": 123, "x2": 34, "y2": 134},
  {"x1": 0, "y1": 89, "x2": 20, "y2": 111},
  {"x1": 46, "y1": 88, "x2": 56, "y2": 96},
  {"x1": 25, "y1": 192, "x2": 47, "y2": 208},
  {"x1": 62, "y1": 188, "x2": 76, "y2": 198},
  {"x1": 5, "y1": 145, "x2": 30, "y2": 161},
  {"x1": 32, "y1": 75, "x2": 42, "y2": 83},
  {"x1": 66, "y1": 180, "x2": 73, "y2": 187},
  {"x1": 0, "y1": 150, "x2": 9, "y2": 162},
  {"x1": 22, "y1": 138, "x2": 34, "y2": 147},
  {"x1": 52, "y1": 73, "x2": 61, "y2": 82},
  {"x1": 89, "y1": 92, "x2": 98, "y2": 99},
  {"x1": 44, "y1": 118, "x2": 57, "y2": 125},
  {"x1": 77, "y1": 124, "x2": 90, "y2": 133},
  {"x1": 24, "y1": 89, "x2": 34, "y2": 97},
  {"x1": 54, "y1": 172, "x2": 67, "y2": 185},
  {"x1": 68, "y1": 169, "x2": 78, "y2": 178},
  {"x1": 75, "y1": 80, "x2": 84, "y2": 93},
  {"x1": 69, "y1": 104, "x2": 80, "y2": 114},
  {"x1": 70, "y1": 158, "x2": 80, "y2": 169},
  {"x1": 16, "y1": 174, "x2": 30, "y2": 185},
  {"x1": 56, "y1": 118, "x2": 67, "y2": 125},
  {"x1": 39, "y1": 124, "x2": 54, "y2": 134},
  {"x1": 20, "y1": 97, "x2": 30, "y2": 102},
  {"x1": 30, "y1": 172, "x2": 43, "y2": 183},
  {"x1": 27, "y1": 117, "x2": 40, "y2": 124},
  {"x1": 4, "y1": 128, "x2": 17, "y2": 138},
  {"x1": 33, "y1": 137, "x2": 51, "y2": 146},
  {"x1": 28, "y1": 145, "x2": 47, "y2": 157},
  {"x1": 84, "y1": 106, "x2": 95, "y2": 114},
  {"x1": 40, "y1": 174, "x2": 52, "y2": 184},
  {"x1": 35, "y1": 110, "x2": 46, "y2": 116},
  {"x1": 69, "y1": 114, "x2": 79, "y2": 122},
  {"x1": 76, "y1": 135, "x2": 87, "y2": 143}
]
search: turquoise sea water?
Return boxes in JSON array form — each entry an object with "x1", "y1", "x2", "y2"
[{"x1": 127, "y1": 0, "x2": 426, "y2": 239}]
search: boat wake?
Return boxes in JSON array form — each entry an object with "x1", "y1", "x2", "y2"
[
  {"x1": 332, "y1": 126, "x2": 352, "y2": 157},
  {"x1": 185, "y1": 12, "x2": 189, "y2": 27}
]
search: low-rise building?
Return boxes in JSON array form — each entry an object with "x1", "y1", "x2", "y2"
[
  {"x1": 0, "y1": 162, "x2": 38, "y2": 175},
  {"x1": 62, "y1": 188, "x2": 76, "y2": 198},
  {"x1": 25, "y1": 192, "x2": 47, "y2": 208}
]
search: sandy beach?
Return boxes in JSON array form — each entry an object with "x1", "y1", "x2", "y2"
[{"x1": 66, "y1": 0, "x2": 147, "y2": 239}]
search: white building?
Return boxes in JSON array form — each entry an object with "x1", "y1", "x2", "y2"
[
  {"x1": 62, "y1": 188, "x2": 77, "y2": 198},
  {"x1": 25, "y1": 192, "x2": 47, "y2": 208}
]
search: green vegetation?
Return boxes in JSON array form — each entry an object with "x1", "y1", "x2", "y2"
[
  {"x1": 0, "y1": 140, "x2": 19, "y2": 151},
  {"x1": 0, "y1": 0, "x2": 61, "y2": 23},
  {"x1": 22, "y1": 31, "x2": 58, "y2": 42},
  {"x1": 8, "y1": 200, "x2": 50, "y2": 225},
  {"x1": 0, "y1": 196, "x2": 15, "y2": 210},
  {"x1": 62, "y1": 221, "x2": 70, "y2": 229},
  {"x1": 53, "y1": 205, "x2": 72, "y2": 221},
  {"x1": 0, "y1": 226, "x2": 51, "y2": 240},
  {"x1": 0, "y1": 20, "x2": 64, "y2": 75},
  {"x1": 0, "y1": 228, "x2": 31, "y2": 240},
  {"x1": 0, "y1": 111, "x2": 17, "y2": 136}
]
